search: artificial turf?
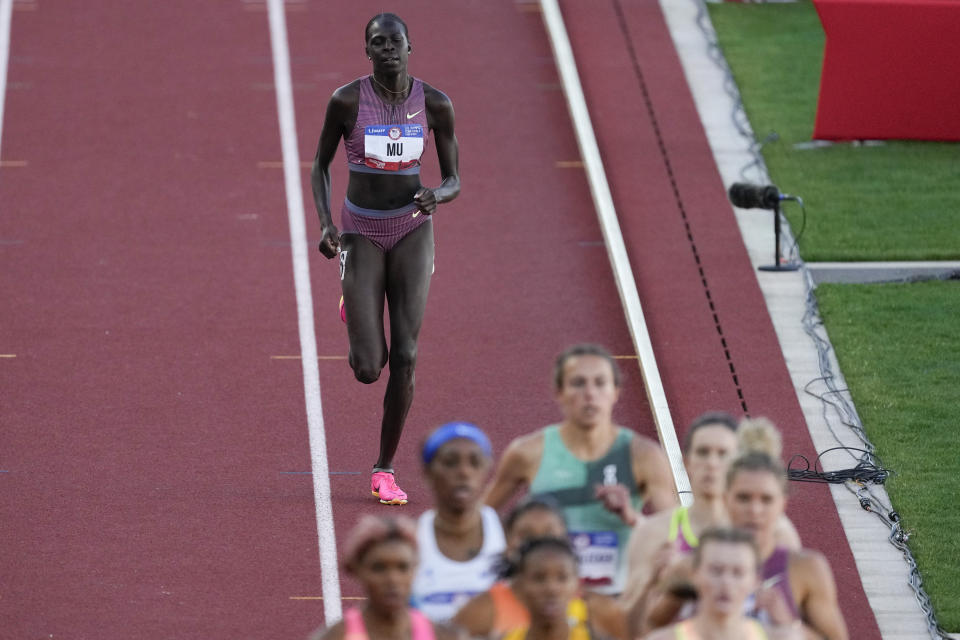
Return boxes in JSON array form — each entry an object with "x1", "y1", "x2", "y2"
[{"x1": 815, "y1": 281, "x2": 960, "y2": 630}]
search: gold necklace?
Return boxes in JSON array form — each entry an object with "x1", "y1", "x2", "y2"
[{"x1": 372, "y1": 74, "x2": 410, "y2": 97}]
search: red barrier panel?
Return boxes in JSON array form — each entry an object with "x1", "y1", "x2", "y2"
[{"x1": 813, "y1": 0, "x2": 960, "y2": 141}]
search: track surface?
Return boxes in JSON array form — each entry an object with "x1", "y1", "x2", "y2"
[{"x1": 0, "y1": 1, "x2": 878, "y2": 638}]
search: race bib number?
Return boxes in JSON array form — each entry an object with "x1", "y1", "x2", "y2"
[
  {"x1": 570, "y1": 531, "x2": 618, "y2": 587},
  {"x1": 364, "y1": 124, "x2": 424, "y2": 171}
]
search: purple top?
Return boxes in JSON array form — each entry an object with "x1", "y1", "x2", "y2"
[
  {"x1": 344, "y1": 75, "x2": 428, "y2": 175},
  {"x1": 763, "y1": 547, "x2": 797, "y2": 612},
  {"x1": 742, "y1": 546, "x2": 800, "y2": 623}
]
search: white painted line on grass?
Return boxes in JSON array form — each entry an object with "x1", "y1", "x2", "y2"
[
  {"x1": 266, "y1": 0, "x2": 342, "y2": 622},
  {"x1": 539, "y1": 0, "x2": 692, "y2": 504},
  {"x1": 0, "y1": 0, "x2": 14, "y2": 160}
]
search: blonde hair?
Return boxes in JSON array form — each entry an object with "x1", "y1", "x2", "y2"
[{"x1": 737, "y1": 416, "x2": 782, "y2": 459}]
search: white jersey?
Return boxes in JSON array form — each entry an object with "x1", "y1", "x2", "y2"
[{"x1": 411, "y1": 506, "x2": 506, "y2": 622}]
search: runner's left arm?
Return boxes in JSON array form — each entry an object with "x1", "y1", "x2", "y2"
[
  {"x1": 796, "y1": 551, "x2": 848, "y2": 640},
  {"x1": 632, "y1": 437, "x2": 680, "y2": 514},
  {"x1": 415, "y1": 86, "x2": 460, "y2": 215}
]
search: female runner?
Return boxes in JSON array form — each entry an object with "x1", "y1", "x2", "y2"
[
  {"x1": 308, "y1": 515, "x2": 463, "y2": 640},
  {"x1": 453, "y1": 497, "x2": 627, "y2": 639},
  {"x1": 622, "y1": 415, "x2": 801, "y2": 636},
  {"x1": 501, "y1": 537, "x2": 600, "y2": 640},
  {"x1": 725, "y1": 451, "x2": 848, "y2": 639},
  {"x1": 310, "y1": 12, "x2": 460, "y2": 505},
  {"x1": 411, "y1": 422, "x2": 505, "y2": 622},
  {"x1": 641, "y1": 528, "x2": 802, "y2": 640}
]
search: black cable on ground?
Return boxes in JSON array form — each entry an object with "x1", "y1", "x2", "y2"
[{"x1": 787, "y1": 447, "x2": 890, "y2": 485}]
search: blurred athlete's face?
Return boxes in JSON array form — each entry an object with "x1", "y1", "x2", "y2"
[
  {"x1": 725, "y1": 469, "x2": 786, "y2": 544},
  {"x1": 507, "y1": 508, "x2": 567, "y2": 553},
  {"x1": 692, "y1": 540, "x2": 759, "y2": 617},
  {"x1": 685, "y1": 425, "x2": 738, "y2": 499},
  {"x1": 513, "y1": 549, "x2": 579, "y2": 625},
  {"x1": 426, "y1": 438, "x2": 491, "y2": 514},
  {"x1": 556, "y1": 355, "x2": 620, "y2": 429},
  {"x1": 365, "y1": 19, "x2": 410, "y2": 72},
  {"x1": 353, "y1": 540, "x2": 416, "y2": 613}
]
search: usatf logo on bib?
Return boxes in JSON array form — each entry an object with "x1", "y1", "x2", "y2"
[
  {"x1": 570, "y1": 531, "x2": 618, "y2": 587},
  {"x1": 364, "y1": 124, "x2": 424, "y2": 171}
]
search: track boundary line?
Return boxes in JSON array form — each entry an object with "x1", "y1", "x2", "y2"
[
  {"x1": 0, "y1": 0, "x2": 13, "y2": 160},
  {"x1": 539, "y1": 0, "x2": 691, "y2": 504},
  {"x1": 266, "y1": 0, "x2": 342, "y2": 622}
]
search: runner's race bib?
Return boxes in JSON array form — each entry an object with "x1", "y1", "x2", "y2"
[
  {"x1": 570, "y1": 531, "x2": 618, "y2": 587},
  {"x1": 364, "y1": 124, "x2": 424, "y2": 171}
]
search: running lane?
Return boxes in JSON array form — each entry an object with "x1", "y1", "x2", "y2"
[
  {"x1": 283, "y1": 0, "x2": 663, "y2": 616},
  {"x1": 560, "y1": 0, "x2": 879, "y2": 635},
  {"x1": 0, "y1": 2, "x2": 334, "y2": 637}
]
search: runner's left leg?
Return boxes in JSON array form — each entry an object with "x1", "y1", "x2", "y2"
[{"x1": 375, "y1": 219, "x2": 434, "y2": 470}]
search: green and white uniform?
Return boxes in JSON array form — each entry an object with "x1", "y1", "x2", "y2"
[{"x1": 529, "y1": 425, "x2": 642, "y2": 595}]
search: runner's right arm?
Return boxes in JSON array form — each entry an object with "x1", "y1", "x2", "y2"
[
  {"x1": 483, "y1": 433, "x2": 543, "y2": 509},
  {"x1": 311, "y1": 85, "x2": 355, "y2": 259}
]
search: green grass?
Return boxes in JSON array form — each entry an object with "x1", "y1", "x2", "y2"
[
  {"x1": 707, "y1": 2, "x2": 960, "y2": 262},
  {"x1": 815, "y1": 281, "x2": 960, "y2": 630}
]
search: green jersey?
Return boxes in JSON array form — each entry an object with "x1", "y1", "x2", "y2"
[{"x1": 529, "y1": 425, "x2": 642, "y2": 594}]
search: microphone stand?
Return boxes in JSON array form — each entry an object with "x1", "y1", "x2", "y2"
[{"x1": 758, "y1": 203, "x2": 799, "y2": 272}]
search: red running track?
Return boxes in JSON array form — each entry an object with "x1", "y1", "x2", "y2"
[{"x1": 0, "y1": 0, "x2": 878, "y2": 638}]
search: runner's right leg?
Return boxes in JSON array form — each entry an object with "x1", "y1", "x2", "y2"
[{"x1": 339, "y1": 233, "x2": 388, "y2": 384}]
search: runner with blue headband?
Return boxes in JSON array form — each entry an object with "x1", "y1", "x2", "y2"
[
  {"x1": 421, "y1": 421, "x2": 492, "y2": 465},
  {"x1": 412, "y1": 422, "x2": 505, "y2": 622}
]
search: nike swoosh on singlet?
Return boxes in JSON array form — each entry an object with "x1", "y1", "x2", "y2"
[{"x1": 406, "y1": 110, "x2": 423, "y2": 119}]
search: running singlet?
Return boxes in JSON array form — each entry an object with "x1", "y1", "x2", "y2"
[
  {"x1": 488, "y1": 582, "x2": 590, "y2": 634},
  {"x1": 500, "y1": 598, "x2": 591, "y2": 640},
  {"x1": 411, "y1": 506, "x2": 506, "y2": 622},
  {"x1": 671, "y1": 619, "x2": 767, "y2": 639},
  {"x1": 668, "y1": 506, "x2": 699, "y2": 553},
  {"x1": 343, "y1": 75, "x2": 429, "y2": 174},
  {"x1": 744, "y1": 547, "x2": 800, "y2": 622},
  {"x1": 489, "y1": 581, "x2": 529, "y2": 634},
  {"x1": 529, "y1": 426, "x2": 642, "y2": 595},
  {"x1": 343, "y1": 607, "x2": 435, "y2": 640}
]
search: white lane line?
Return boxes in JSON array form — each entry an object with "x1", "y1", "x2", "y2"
[
  {"x1": 539, "y1": 0, "x2": 692, "y2": 505},
  {"x1": 266, "y1": 0, "x2": 342, "y2": 622},
  {"x1": 0, "y1": 0, "x2": 14, "y2": 160}
]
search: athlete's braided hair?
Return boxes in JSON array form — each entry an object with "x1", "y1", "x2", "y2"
[
  {"x1": 342, "y1": 515, "x2": 418, "y2": 571},
  {"x1": 503, "y1": 495, "x2": 567, "y2": 534},
  {"x1": 511, "y1": 538, "x2": 578, "y2": 576}
]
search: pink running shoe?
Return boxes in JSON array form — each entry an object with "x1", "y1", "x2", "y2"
[{"x1": 371, "y1": 470, "x2": 408, "y2": 505}]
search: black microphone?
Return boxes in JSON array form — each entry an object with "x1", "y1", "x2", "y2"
[{"x1": 728, "y1": 183, "x2": 794, "y2": 210}]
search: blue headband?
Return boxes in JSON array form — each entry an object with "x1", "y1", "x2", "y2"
[{"x1": 422, "y1": 422, "x2": 492, "y2": 465}]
